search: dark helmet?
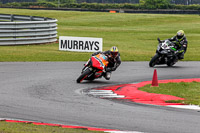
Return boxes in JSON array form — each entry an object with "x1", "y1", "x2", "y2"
[
  {"x1": 176, "y1": 30, "x2": 185, "y2": 40},
  {"x1": 110, "y1": 46, "x2": 119, "y2": 58}
]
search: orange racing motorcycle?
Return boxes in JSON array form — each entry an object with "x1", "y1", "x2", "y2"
[{"x1": 76, "y1": 53, "x2": 109, "y2": 83}]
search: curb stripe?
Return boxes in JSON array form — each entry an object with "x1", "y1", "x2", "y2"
[
  {"x1": 1, "y1": 118, "x2": 142, "y2": 133},
  {"x1": 89, "y1": 78, "x2": 200, "y2": 110},
  {"x1": 0, "y1": 118, "x2": 118, "y2": 132}
]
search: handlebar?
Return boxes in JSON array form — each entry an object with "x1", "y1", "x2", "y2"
[{"x1": 157, "y1": 38, "x2": 162, "y2": 43}]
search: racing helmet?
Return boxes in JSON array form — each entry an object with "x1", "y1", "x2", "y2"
[
  {"x1": 110, "y1": 46, "x2": 119, "y2": 58},
  {"x1": 176, "y1": 30, "x2": 185, "y2": 40}
]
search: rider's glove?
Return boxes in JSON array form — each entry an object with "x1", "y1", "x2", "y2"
[
  {"x1": 106, "y1": 67, "x2": 117, "y2": 72},
  {"x1": 105, "y1": 67, "x2": 112, "y2": 72}
]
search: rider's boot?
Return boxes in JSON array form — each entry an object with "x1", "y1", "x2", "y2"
[{"x1": 178, "y1": 53, "x2": 184, "y2": 60}]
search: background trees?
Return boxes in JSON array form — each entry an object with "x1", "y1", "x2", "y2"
[
  {"x1": 0, "y1": 0, "x2": 36, "y2": 4},
  {"x1": 1, "y1": 0, "x2": 200, "y2": 4},
  {"x1": 140, "y1": 0, "x2": 171, "y2": 9},
  {"x1": 1, "y1": 0, "x2": 200, "y2": 10}
]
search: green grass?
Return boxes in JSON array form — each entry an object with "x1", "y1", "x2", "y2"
[
  {"x1": 0, "y1": 121, "x2": 103, "y2": 133},
  {"x1": 0, "y1": 8, "x2": 200, "y2": 61},
  {"x1": 139, "y1": 81, "x2": 200, "y2": 105}
]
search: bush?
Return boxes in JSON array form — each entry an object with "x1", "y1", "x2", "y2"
[
  {"x1": 6, "y1": 2, "x2": 21, "y2": 7},
  {"x1": 122, "y1": 3, "x2": 140, "y2": 9},
  {"x1": 2, "y1": 1, "x2": 200, "y2": 10}
]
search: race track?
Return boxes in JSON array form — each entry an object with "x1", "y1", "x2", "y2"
[{"x1": 0, "y1": 61, "x2": 200, "y2": 133}]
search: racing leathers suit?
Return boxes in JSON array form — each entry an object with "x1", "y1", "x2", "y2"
[
  {"x1": 168, "y1": 35, "x2": 188, "y2": 59},
  {"x1": 92, "y1": 50, "x2": 121, "y2": 80}
]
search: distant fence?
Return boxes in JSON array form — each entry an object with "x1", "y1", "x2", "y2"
[{"x1": 0, "y1": 14, "x2": 57, "y2": 46}]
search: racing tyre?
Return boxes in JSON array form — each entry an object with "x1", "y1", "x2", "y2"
[
  {"x1": 149, "y1": 54, "x2": 159, "y2": 67},
  {"x1": 167, "y1": 61, "x2": 174, "y2": 67},
  {"x1": 76, "y1": 68, "x2": 92, "y2": 83},
  {"x1": 167, "y1": 58, "x2": 177, "y2": 67}
]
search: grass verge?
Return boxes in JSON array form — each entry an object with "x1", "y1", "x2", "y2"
[
  {"x1": 139, "y1": 81, "x2": 200, "y2": 105},
  {"x1": 0, "y1": 121, "x2": 103, "y2": 133},
  {"x1": 0, "y1": 8, "x2": 200, "y2": 61}
]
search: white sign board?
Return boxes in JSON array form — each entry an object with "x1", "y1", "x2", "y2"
[{"x1": 59, "y1": 36, "x2": 102, "y2": 52}]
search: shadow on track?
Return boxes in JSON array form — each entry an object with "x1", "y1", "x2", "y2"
[
  {"x1": 151, "y1": 65, "x2": 187, "y2": 69},
  {"x1": 77, "y1": 79, "x2": 122, "y2": 85},
  {"x1": 77, "y1": 80, "x2": 111, "y2": 84}
]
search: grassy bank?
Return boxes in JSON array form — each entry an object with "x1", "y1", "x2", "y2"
[
  {"x1": 0, "y1": 8, "x2": 200, "y2": 61},
  {"x1": 0, "y1": 121, "x2": 103, "y2": 133},
  {"x1": 139, "y1": 81, "x2": 200, "y2": 106}
]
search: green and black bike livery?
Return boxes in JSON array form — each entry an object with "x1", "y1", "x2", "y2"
[{"x1": 149, "y1": 38, "x2": 178, "y2": 67}]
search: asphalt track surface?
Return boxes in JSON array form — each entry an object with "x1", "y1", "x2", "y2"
[{"x1": 0, "y1": 61, "x2": 200, "y2": 133}]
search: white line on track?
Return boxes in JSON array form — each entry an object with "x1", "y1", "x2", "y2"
[
  {"x1": 105, "y1": 131, "x2": 145, "y2": 133},
  {"x1": 87, "y1": 90, "x2": 125, "y2": 98},
  {"x1": 89, "y1": 90, "x2": 113, "y2": 92},
  {"x1": 92, "y1": 93, "x2": 116, "y2": 96},
  {"x1": 100, "y1": 95, "x2": 125, "y2": 98},
  {"x1": 88, "y1": 91, "x2": 113, "y2": 94},
  {"x1": 168, "y1": 105, "x2": 200, "y2": 110}
]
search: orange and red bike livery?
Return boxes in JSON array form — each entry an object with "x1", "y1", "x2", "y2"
[{"x1": 76, "y1": 53, "x2": 109, "y2": 83}]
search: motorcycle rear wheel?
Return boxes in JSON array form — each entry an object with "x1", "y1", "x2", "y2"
[
  {"x1": 149, "y1": 54, "x2": 159, "y2": 67},
  {"x1": 76, "y1": 68, "x2": 92, "y2": 83},
  {"x1": 167, "y1": 61, "x2": 174, "y2": 67}
]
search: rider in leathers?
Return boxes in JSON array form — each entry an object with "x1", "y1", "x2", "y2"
[
  {"x1": 92, "y1": 46, "x2": 121, "y2": 80},
  {"x1": 168, "y1": 30, "x2": 188, "y2": 59}
]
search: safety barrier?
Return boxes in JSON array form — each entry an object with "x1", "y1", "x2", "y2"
[{"x1": 0, "y1": 14, "x2": 57, "y2": 45}]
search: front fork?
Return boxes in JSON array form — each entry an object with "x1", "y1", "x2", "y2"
[{"x1": 82, "y1": 59, "x2": 92, "y2": 72}]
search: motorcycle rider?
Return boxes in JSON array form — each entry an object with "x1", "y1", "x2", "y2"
[
  {"x1": 168, "y1": 30, "x2": 188, "y2": 59},
  {"x1": 92, "y1": 46, "x2": 121, "y2": 80}
]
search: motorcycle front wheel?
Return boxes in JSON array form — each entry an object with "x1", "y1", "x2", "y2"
[
  {"x1": 76, "y1": 68, "x2": 92, "y2": 83},
  {"x1": 149, "y1": 54, "x2": 160, "y2": 67}
]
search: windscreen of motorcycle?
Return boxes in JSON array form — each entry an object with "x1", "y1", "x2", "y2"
[{"x1": 161, "y1": 40, "x2": 171, "y2": 49}]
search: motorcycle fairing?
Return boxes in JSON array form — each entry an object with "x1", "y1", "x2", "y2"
[{"x1": 91, "y1": 54, "x2": 109, "y2": 70}]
